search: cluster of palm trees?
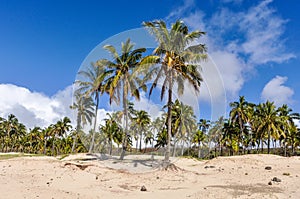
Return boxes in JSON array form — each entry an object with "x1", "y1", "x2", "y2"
[
  {"x1": 2, "y1": 20, "x2": 299, "y2": 160},
  {"x1": 0, "y1": 114, "x2": 87, "y2": 155},
  {"x1": 218, "y1": 96, "x2": 300, "y2": 156},
  {"x1": 74, "y1": 20, "x2": 207, "y2": 162}
]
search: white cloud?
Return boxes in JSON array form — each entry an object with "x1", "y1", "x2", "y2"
[
  {"x1": 0, "y1": 83, "x2": 113, "y2": 131},
  {"x1": 130, "y1": 92, "x2": 164, "y2": 120},
  {"x1": 0, "y1": 84, "x2": 94, "y2": 130},
  {"x1": 261, "y1": 76, "x2": 294, "y2": 106},
  {"x1": 294, "y1": 119, "x2": 300, "y2": 128}
]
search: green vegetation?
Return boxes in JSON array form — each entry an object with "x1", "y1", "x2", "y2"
[{"x1": 1, "y1": 20, "x2": 299, "y2": 162}]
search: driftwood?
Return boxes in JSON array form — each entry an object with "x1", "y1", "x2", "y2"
[{"x1": 63, "y1": 162, "x2": 92, "y2": 170}]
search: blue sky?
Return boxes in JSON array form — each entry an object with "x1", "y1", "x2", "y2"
[{"x1": 0, "y1": 0, "x2": 299, "y2": 127}]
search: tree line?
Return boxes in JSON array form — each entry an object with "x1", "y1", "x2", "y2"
[{"x1": 1, "y1": 20, "x2": 299, "y2": 161}]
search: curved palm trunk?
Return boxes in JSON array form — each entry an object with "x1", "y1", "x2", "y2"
[
  {"x1": 165, "y1": 71, "x2": 173, "y2": 163},
  {"x1": 89, "y1": 97, "x2": 99, "y2": 153}
]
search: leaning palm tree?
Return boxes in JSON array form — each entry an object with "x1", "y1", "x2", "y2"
[
  {"x1": 70, "y1": 91, "x2": 95, "y2": 153},
  {"x1": 97, "y1": 38, "x2": 147, "y2": 160},
  {"x1": 76, "y1": 63, "x2": 111, "y2": 153},
  {"x1": 142, "y1": 20, "x2": 207, "y2": 163}
]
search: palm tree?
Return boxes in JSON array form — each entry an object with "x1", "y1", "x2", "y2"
[
  {"x1": 50, "y1": 117, "x2": 72, "y2": 155},
  {"x1": 170, "y1": 100, "x2": 196, "y2": 156},
  {"x1": 76, "y1": 62, "x2": 110, "y2": 153},
  {"x1": 98, "y1": 38, "x2": 147, "y2": 160},
  {"x1": 277, "y1": 104, "x2": 300, "y2": 156},
  {"x1": 192, "y1": 129, "x2": 206, "y2": 158},
  {"x1": 142, "y1": 20, "x2": 207, "y2": 163},
  {"x1": 222, "y1": 119, "x2": 240, "y2": 155},
  {"x1": 100, "y1": 113, "x2": 123, "y2": 155},
  {"x1": 208, "y1": 116, "x2": 225, "y2": 156},
  {"x1": 230, "y1": 96, "x2": 253, "y2": 153},
  {"x1": 70, "y1": 91, "x2": 95, "y2": 152},
  {"x1": 256, "y1": 101, "x2": 283, "y2": 154},
  {"x1": 132, "y1": 110, "x2": 151, "y2": 151}
]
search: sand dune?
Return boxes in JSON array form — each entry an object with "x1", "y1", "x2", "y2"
[{"x1": 0, "y1": 153, "x2": 299, "y2": 198}]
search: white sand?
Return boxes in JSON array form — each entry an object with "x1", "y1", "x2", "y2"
[{"x1": 0, "y1": 153, "x2": 299, "y2": 198}]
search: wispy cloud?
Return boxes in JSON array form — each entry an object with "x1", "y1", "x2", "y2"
[{"x1": 261, "y1": 76, "x2": 294, "y2": 106}]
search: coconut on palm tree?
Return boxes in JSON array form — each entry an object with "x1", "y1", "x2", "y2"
[{"x1": 142, "y1": 20, "x2": 207, "y2": 164}]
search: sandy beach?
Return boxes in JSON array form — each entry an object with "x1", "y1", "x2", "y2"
[{"x1": 0, "y1": 153, "x2": 299, "y2": 199}]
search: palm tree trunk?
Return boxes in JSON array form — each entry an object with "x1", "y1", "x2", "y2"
[
  {"x1": 284, "y1": 139, "x2": 287, "y2": 157},
  {"x1": 267, "y1": 130, "x2": 270, "y2": 154},
  {"x1": 172, "y1": 139, "x2": 177, "y2": 157},
  {"x1": 181, "y1": 139, "x2": 184, "y2": 156},
  {"x1": 43, "y1": 138, "x2": 47, "y2": 155},
  {"x1": 198, "y1": 141, "x2": 201, "y2": 158},
  {"x1": 165, "y1": 71, "x2": 173, "y2": 163},
  {"x1": 120, "y1": 82, "x2": 129, "y2": 160},
  {"x1": 139, "y1": 131, "x2": 142, "y2": 152},
  {"x1": 89, "y1": 97, "x2": 99, "y2": 153},
  {"x1": 109, "y1": 140, "x2": 113, "y2": 155}
]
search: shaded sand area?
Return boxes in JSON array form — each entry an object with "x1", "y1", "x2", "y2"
[{"x1": 0, "y1": 153, "x2": 300, "y2": 198}]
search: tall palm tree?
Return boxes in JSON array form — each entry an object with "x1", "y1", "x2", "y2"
[
  {"x1": 98, "y1": 38, "x2": 147, "y2": 160},
  {"x1": 142, "y1": 20, "x2": 207, "y2": 163},
  {"x1": 70, "y1": 91, "x2": 95, "y2": 152},
  {"x1": 76, "y1": 63, "x2": 111, "y2": 153}
]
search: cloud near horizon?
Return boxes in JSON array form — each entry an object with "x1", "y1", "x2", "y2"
[
  {"x1": 261, "y1": 76, "x2": 294, "y2": 106},
  {"x1": 0, "y1": 84, "x2": 75, "y2": 128}
]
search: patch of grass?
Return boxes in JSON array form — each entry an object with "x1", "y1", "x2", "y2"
[
  {"x1": 0, "y1": 153, "x2": 45, "y2": 160},
  {"x1": 58, "y1": 154, "x2": 70, "y2": 160}
]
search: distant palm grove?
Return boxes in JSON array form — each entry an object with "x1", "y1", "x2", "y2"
[{"x1": 1, "y1": 20, "x2": 299, "y2": 160}]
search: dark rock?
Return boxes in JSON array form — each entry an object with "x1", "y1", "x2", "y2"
[
  {"x1": 156, "y1": 176, "x2": 159, "y2": 179},
  {"x1": 268, "y1": 181, "x2": 272, "y2": 185},
  {"x1": 204, "y1": 165, "x2": 215, "y2": 169},
  {"x1": 141, "y1": 185, "x2": 147, "y2": 191},
  {"x1": 245, "y1": 173, "x2": 248, "y2": 175},
  {"x1": 272, "y1": 177, "x2": 281, "y2": 182},
  {"x1": 265, "y1": 166, "x2": 272, "y2": 170},
  {"x1": 96, "y1": 176, "x2": 98, "y2": 180}
]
